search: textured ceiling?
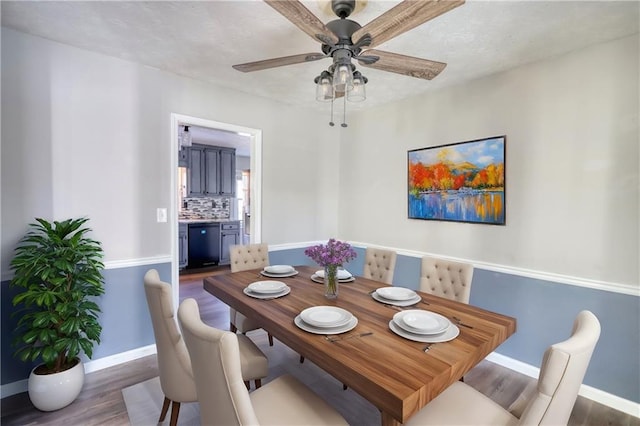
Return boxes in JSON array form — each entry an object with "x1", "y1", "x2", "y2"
[
  {"x1": 2, "y1": 1, "x2": 638, "y2": 114},
  {"x1": 1, "y1": 0, "x2": 638, "y2": 137}
]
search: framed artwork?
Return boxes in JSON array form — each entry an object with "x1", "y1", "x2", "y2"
[{"x1": 408, "y1": 135, "x2": 506, "y2": 225}]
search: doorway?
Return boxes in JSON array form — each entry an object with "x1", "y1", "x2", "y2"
[{"x1": 170, "y1": 113, "x2": 262, "y2": 304}]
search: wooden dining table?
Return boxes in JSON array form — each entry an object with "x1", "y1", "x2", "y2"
[{"x1": 203, "y1": 265, "x2": 516, "y2": 426}]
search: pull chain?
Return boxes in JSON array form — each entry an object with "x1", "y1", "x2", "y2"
[
  {"x1": 341, "y1": 93, "x2": 348, "y2": 127},
  {"x1": 329, "y1": 97, "x2": 335, "y2": 127}
]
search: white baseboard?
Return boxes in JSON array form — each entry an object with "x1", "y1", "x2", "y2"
[
  {"x1": 0, "y1": 345, "x2": 157, "y2": 399},
  {"x1": 83, "y1": 344, "x2": 157, "y2": 374},
  {"x1": 486, "y1": 352, "x2": 640, "y2": 418},
  {"x1": 0, "y1": 379, "x2": 29, "y2": 399}
]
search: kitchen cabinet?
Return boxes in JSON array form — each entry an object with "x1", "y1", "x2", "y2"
[
  {"x1": 218, "y1": 221, "x2": 240, "y2": 265},
  {"x1": 179, "y1": 223, "x2": 188, "y2": 269},
  {"x1": 219, "y1": 149, "x2": 236, "y2": 196},
  {"x1": 188, "y1": 144, "x2": 235, "y2": 197}
]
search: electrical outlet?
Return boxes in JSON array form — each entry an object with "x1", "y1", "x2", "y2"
[{"x1": 156, "y1": 208, "x2": 167, "y2": 223}]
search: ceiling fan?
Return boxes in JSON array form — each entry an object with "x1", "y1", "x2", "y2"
[{"x1": 233, "y1": 0, "x2": 465, "y2": 126}]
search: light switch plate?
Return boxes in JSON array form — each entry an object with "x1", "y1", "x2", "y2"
[{"x1": 157, "y1": 208, "x2": 167, "y2": 223}]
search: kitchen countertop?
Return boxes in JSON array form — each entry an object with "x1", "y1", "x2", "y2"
[{"x1": 179, "y1": 218, "x2": 241, "y2": 224}]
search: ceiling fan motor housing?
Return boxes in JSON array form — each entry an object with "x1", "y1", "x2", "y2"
[{"x1": 326, "y1": 19, "x2": 361, "y2": 44}]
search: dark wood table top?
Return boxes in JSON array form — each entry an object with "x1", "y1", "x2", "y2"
[{"x1": 204, "y1": 265, "x2": 516, "y2": 425}]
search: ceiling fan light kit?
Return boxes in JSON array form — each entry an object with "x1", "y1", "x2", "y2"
[{"x1": 234, "y1": 0, "x2": 465, "y2": 126}]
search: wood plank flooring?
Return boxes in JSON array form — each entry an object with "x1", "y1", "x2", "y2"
[{"x1": 1, "y1": 271, "x2": 637, "y2": 425}]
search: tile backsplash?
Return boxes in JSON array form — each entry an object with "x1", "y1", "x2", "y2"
[{"x1": 180, "y1": 197, "x2": 230, "y2": 219}]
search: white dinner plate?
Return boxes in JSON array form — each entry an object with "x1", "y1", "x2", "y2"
[
  {"x1": 243, "y1": 286, "x2": 291, "y2": 299},
  {"x1": 371, "y1": 291, "x2": 421, "y2": 307},
  {"x1": 264, "y1": 265, "x2": 295, "y2": 274},
  {"x1": 389, "y1": 320, "x2": 460, "y2": 343},
  {"x1": 247, "y1": 280, "x2": 287, "y2": 294},
  {"x1": 310, "y1": 274, "x2": 355, "y2": 284},
  {"x1": 393, "y1": 310, "x2": 450, "y2": 335},
  {"x1": 300, "y1": 306, "x2": 353, "y2": 328},
  {"x1": 295, "y1": 315, "x2": 358, "y2": 335},
  {"x1": 375, "y1": 287, "x2": 417, "y2": 301},
  {"x1": 315, "y1": 269, "x2": 353, "y2": 280},
  {"x1": 260, "y1": 270, "x2": 299, "y2": 278}
]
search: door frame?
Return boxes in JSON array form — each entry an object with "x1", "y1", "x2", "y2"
[{"x1": 170, "y1": 113, "x2": 262, "y2": 305}]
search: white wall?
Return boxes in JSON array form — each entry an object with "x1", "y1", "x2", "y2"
[
  {"x1": 1, "y1": 28, "x2": 340, "y2": 275},
  {"x1": 340, "y1": 35, "x2": 639, "y2": 287}
]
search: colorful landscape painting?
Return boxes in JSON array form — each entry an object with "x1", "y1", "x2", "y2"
[{"x1": 408, "y1": 136, "x2": 506, "y2": 225}]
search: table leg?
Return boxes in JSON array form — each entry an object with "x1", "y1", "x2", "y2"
[{"x1": 381, "y1": 411, "x2": 402, "y2": 426}]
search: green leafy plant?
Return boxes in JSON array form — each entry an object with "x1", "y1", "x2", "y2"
[{"x1": 10, "y1": 217, "x2": 105, "y2": 374}]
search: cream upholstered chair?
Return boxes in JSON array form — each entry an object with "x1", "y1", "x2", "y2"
[
  {"x1": 229, "y1": 243, "x2": 274, "y2": 346},
  {"x1": 419, "y1": 256, "x2": 474, "y2": 303},
  {"x1": 178, "y1": 298, "x2": 349, "y2": 426},
  {"x1": 362, "y1": 247, "x2": 397, "y2": 284},
  {"x1": 404, "y1": 310, "x2": 601, "y2": 426},
  {"x1": 143, "y1": 269, "x2": 269, "y2": 426}
]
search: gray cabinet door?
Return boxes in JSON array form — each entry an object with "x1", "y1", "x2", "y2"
[
  {"x1": 204, "y1": 148, "x2": 220, "y2": 196},
  {"x1": 219, "y1": 149, "x2": 236, "y2": 196},
  {"x1": 219, "y1": 221, "x2": 240, "y2": 265},
  {"x1": 188, "y1": 146, "x2": 205, "y2": 196}
]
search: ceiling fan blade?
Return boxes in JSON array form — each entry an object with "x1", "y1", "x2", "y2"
[
  {"x1": 352, "y1": 0, "x2": 465, "y2": 48},
  {"x1": 233, "y1": 53, "x2": 327, "y2": 73},
  {"x1": 357, "y1": 49, "x2": 446, "y2": 80},
  {"x1": 264, "y1": 0, "x2": 338, "y2": 45}
]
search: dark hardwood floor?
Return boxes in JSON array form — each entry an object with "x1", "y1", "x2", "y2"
[{"x1": 1, "y1": 270, "x2": 637, "y2": 425}]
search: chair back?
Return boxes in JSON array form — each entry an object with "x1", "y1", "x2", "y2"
[
  {"x1": 419, "y1": 256, "x2": 474, "y2": 303},
  {"x1": 143, "y1": 269, "x2": 196, "y2": 403},
  {"x1": 362, "y1": 247, "x2": 397, "y2": 284},
  {"x1": 230, "y1": 243, "x2": 269, "y2": 273},
  {"x1": 178, "y1": 298, "x2": 260, "y2": 426},
  {"x1": 518, "y1": 310, "x2": 601, "y2": 425}
]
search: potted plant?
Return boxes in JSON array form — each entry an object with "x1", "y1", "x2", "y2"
[{"x1": 10, "y1": 217, "x2": 105, "y2": 411}]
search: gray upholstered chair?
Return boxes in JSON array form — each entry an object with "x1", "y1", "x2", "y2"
[
  {"x1": 143, "y1": 269, "x2": 269, "y2": 426},
  {"x1": 178, "y1": 298, "x2": 349, "y2": 426},
  {"x1": 419, "y1": 256, "x2": 474, "y2": 303},
  {"x1": 404, "y1": 310, "x2": 601, "y2": 426},
  {"x1": 229, "y1": 242, "x2": 274, "y2": 346},
  {"x1": 362, "y1": 247, "x2": 397, "y2": 284}
]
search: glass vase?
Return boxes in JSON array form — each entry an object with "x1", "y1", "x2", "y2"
[{"x1": 324, "y1": 265, "x2": 339, "y2": 299}]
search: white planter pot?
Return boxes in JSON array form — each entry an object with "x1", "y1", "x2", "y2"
[{"x1": 28, "y1": 359, "x2": 85, "y2": 411}]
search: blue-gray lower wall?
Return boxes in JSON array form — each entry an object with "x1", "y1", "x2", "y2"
[
  {"x1": 2, "y1": 249, "x2": 638, "y2": 405},
  {"x1": 1, "y1": 263, "x2": 171, "y2": 386}
]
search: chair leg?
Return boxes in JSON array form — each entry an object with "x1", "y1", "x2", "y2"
[
  {"x1": 254, "y1": 379, "x2": 262, "y2": 389},
  {"x1": 244, "y1": 380, "x2": 250, "y2": 390},
  {"x1": 343, "y1": 384, "x2": 348, "y2": 390},
  {"x1": 159, "y1": 396, "x2": 171, "y2": 422},
  {"x1": 299, "y1": 355, "x2": 305, "y2": 364},
  {"x1": 169, "y1": 401, "x2": 181, "y2": 426},
  {"x1": 268, "y1": 333, "x2": 274, "y2": 346},
  {"x1": 230, "y1": 322, "x2": 237, "y2": 333}
]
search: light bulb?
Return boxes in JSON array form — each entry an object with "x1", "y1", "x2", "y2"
[{"x1": 333, "y1": 64, "x2": 353, "y2": 93}]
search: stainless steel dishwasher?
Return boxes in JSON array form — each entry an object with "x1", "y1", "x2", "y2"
[{"x1": 187, "y1": 222, "x2": 220, "y2": 267}]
